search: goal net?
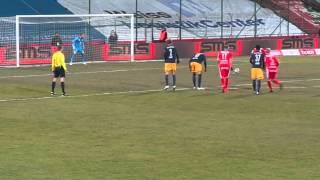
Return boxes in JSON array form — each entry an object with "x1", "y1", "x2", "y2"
[{"x1": 9, "y1": 14, "x2": 134, "y2": 67}]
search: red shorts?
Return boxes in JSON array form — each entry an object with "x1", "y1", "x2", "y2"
[
  {"x1": 267, "y1": 72, "x2": 278, "y2": 80},
  {"x1": 219, "y1": 67, "x2": 231, "y2": 78}
]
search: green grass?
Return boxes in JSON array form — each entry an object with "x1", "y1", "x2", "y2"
[{"x1": 0, "y1": 56, "x2": 319, "y2": 179}]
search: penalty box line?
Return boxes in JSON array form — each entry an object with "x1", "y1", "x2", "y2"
[
  {"x1": 233, "y1": 79, "x2": 320, "y2": 87},
  {"x1": 0, "y1": 63, "x2": 244, "y2": 79},
  {"x1": 0, "y1": 88, "x2": 190, "y2": 103},
  {"x1": 0, "y1": 79, "x2": 320, "y2": 103}
]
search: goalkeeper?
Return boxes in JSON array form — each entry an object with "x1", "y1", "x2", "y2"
[{"x1": 70, "y1": 32, "x2": 87, "y2": 65}]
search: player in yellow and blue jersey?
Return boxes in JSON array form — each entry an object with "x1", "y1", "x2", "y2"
[
  {"x1": 163, "y1": 39, "x2": 180, "y2": 91},
  {"x1": 250, "y1": 45, "x2": 265, "y2": 95},
  {"x1": 189, "y1": 53, "x2": 207, "y2": 90}
]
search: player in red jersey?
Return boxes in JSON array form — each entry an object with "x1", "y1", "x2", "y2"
[
  {"x1": 265, "y1": 48, "x2": 283, "y2": 92},
  {"x1": 217, "y1": 47, "x2": 233, "y2": 93}
]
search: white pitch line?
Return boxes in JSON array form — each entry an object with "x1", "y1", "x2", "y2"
[
  {"x1": 0, "y1": 64, "x2": 221, "y2": 79},
  {"x1": 0, "y1": 64, "x2": 319, "y2": 103},
  {"x1": 282, "y1": 79, "x2": 320, "y2": 83},
  {"x1": 0, "y1": 83, "x2": 318, "y2": 103},
  {"x1": 0, "y1": 60, "x2": 252, "y2": 79},
  {"x1": 0, "y1": 73, "x2": 52, "y2": 78},
  {"x1": 233, "y1": 79, "x2": 320, "y2": 87},
  {"x1": 0, "y1": 68, "x2": 158, "y2": 79},
  {"x1": 282, "y1": 86, "x2": 306, "y2": 89},
  {"x1": 0, "y1": 88, "x2": 191, "y2": 103}
]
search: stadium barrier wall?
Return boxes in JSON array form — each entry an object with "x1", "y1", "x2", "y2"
[
  {"x1": 103, "y1": 42, "x2": 156, "y2": 61},
  {"x1": 0, "y1": 36, "x2": 319, "y2": 65},
  {"x1": 271, "y1": 48, "x2": 320, "y2": 56}
]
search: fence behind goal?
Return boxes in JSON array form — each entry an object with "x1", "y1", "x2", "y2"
[{"x1": 0, "y1": 14, "x2": 134, "y2": 67}]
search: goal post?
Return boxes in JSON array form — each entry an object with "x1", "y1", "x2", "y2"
[{"x1": 15, "y1": 14, "x2": 135, "y2": 67}]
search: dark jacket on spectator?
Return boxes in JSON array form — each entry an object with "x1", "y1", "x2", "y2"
[{"x1": 108, "y1": 31, "x2": 118, "y2": 44}]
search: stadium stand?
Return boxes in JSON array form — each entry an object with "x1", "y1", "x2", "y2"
[
  {"x1": 257, "y1": 0, "x2": 320, "y2": 35},
  {"x1": 59, "y1": 0, "x2": 304, "y2": 39},
  {"x1": 302, "y1": 0, "x2": 320, "y2": 10},
  {"x1": 0, "y1": 0, "x2": 106, "y2": 45},
  {"x1": 0, "y1": 0, "x2": 74, "y2": 45},
  {"x1": 2, "y1": 0, "x2": 316, "y2": 41},
  {"x1": 0, "y1": 0, "x2": 318, "y2": 46},
  {"x1": 0, "y1": 0, "x2": 319, "y2": 66},
  {"x1": 0, "y1": 0, "x2": 72, "y2": 17}
]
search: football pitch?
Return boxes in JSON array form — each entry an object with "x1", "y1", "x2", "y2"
[{"x1": 0, "y1": 56, "x2": 319, "y2": 179}]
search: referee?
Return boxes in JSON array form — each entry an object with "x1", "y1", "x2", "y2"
[{"x1": 51, "y1": 46, "x2": 67, "y2": 96}]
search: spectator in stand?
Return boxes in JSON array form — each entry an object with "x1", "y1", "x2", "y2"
[
  {"x1": 51, "y1": 32, "x2": 62, "y2": 53},
  {"x1": 159, "y1": 27, "x2": 168, "y2": 42},
  {"x1": 108, "y1": 30, "x2": 118, "y2": 44}
]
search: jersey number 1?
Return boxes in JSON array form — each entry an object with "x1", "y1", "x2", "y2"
[{"x1": 169, "y1": 49, "x2": 173, "y2": 59}]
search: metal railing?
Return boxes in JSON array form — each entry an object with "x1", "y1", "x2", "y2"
[{"x1": 84, "y1": 0, "x2": 318, "y2": 40}]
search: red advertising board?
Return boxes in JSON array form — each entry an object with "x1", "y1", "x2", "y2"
[
  {"x1": 0, "y1": 36, "x2": 319, "y2": 66},
  {"x1": 194, "y1": 39, "x2": 243, "y2": 57},
  {"x1": 103, "y1": 42, "x2": 156, "y2": 61},
  {"x1": 0, "y1": 44, "x2": 52, "y2": 65},
  {"x1": 276, "y1": 37, "x2": 319, "y2": 50}
]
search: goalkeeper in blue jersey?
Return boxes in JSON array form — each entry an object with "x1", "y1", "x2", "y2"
[{"x1": 70, "y1": 32, "x2": 87, "y2": 65}]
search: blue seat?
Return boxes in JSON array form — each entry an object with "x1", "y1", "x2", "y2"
[{"x1": 0, "y1": 0, "x2": 72, "y2": 17}]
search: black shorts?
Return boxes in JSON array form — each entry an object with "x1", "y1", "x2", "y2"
[{"x1": 53, "y1": 67, "x2": 65, "y2": 78}]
